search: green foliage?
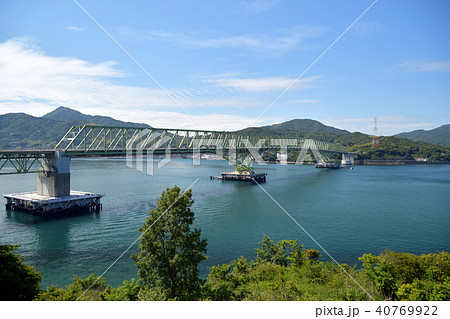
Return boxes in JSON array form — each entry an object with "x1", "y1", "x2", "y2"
[
  {"x1": 0, "y1": 244, "x2": 41, "y2": 300},
  {"x1": 8, "y1": 233, "x2": 447, "y2": 301},
  {"x1": 395, "y1": 124, "x2": 450, "y2": 148},
  {"x1": 132, "y1": 186, "x2": 208, "y2": 300},
  {"x1": 204, "y1": 236, "x2": 378, "y2": 301},
  {"x1": 205, "y1": 237, "x2": 449, "y2": 301},
  {"x1": 232, "y1": 153, "x2": 255, "y2": 172},
  {"x1": 36, "y1": 273, "x2": 110, "y2": 301},
  {"x1": 239, "y1": 124, "x2": 450, "y2": 162},
  {"x1": 350, "y1": 137, "x2": 450, "y2": 161},
  {"x1": 359, "y1": 250, "x2": 450, "y2": 300},
  {"x1": 304, "y1": 248, "x2": 322, "y2": 261},
  {"x1": 262, "y1": 150, "x2": 278, "y2": 162},
  {"x1": 238, "y1": 119, "x2": 350, "y2": 135},
  {"x1": 102, "y1": 279, "x2": 140, "y2": 301},
  {"x1": 256, "y1": 235, "x2": 304, "y2": 267},
  {"x1": 233, "y1": 163, "x2": 254, "y2": 173}
]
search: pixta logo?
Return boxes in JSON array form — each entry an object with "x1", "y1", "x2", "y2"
[{"x1": 125, "y1": 134, "x2": 328, "y2": 175}]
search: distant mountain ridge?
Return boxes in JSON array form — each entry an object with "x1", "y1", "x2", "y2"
[
  {"x1": 395, "y1": 125, "x2": 450, "y2": 148},
  {"x1": 1, "y1": 107, "x2": 449, "y2": 163},
  {"x1": 1, "y1": 107, "x2": 352, "y2": 149},
  {"x1": 0, "y1": 106, "x2": 150, "y2": 149},
  {"x1": 236, "y1": 119, "x2": 357, "y2": 147},
  {"x1": 43, "y1": 106, "x2": 150, "y2": 128},
  {"x1": 262, "y1": 119, "x2": 350, "y2": 135}
]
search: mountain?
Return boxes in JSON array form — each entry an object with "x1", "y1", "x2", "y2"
[
  {"x1": 0, "y1": 106, "x2": 150, "y2": 149},
  {"x1": 43, "y1": 106, "x2": 149, "y2": 128},
  {"x1": 0, "y1": 113, "x2": 72, "y2": 149},
  {"x1": 239, "y1": 119, "x2": 349, "y2": 135},
  {"x1": 237, "y1": 119, "x2": 365, "y2": 147},
  {"x1": 394, "y1": 125, "x2": 450, "y2": 148},
  {"x1": 265, "y1": 119, "x2": 350, "y2": 134},
  {"x1": 0, "y1": 111, "x2": 353, "y2": 150},
  {"x1": 1, "y1": 108, "x2": 449, "y2": 161},
  {"x1": 238, "y1": 119, "x2": 450, "y2": 162}
]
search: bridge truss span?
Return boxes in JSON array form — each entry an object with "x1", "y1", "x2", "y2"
[
  {"x1": 0, "y1": 150, "x2": 54, "y2": 175},
  {"x1": 0, "y1": 125, "x2": 350, "y2": 175},
  {"x1": 53, "y1": 124, "x2": 348, "y2": 156}
]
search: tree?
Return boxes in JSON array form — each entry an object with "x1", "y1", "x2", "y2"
[
  {"x1": 36, "y1": 274, "x2": 110, "y2": 301},
  {"x1": 102, "y1": 279, "x2": 140, "y2": 301},
  {"x1": 0, "y1": 244, "x2": 41, "y2": 300},
  {"x1": 359, "y1": 250, "x2": 450, "y2": 300},
  {"x1": 132, "y1": 186, "x2": 208, "y2": 300},
  {"x1": 256, "y1": 235, "x2": 305, "y2": 267}
]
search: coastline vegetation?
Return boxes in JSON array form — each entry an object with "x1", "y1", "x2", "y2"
[
  {"x1": 259, "y1": 133, "x2": 450, "y2": 163},
  {"x1": 1, "y1": 186, "x2": 449, "y2": 301}
]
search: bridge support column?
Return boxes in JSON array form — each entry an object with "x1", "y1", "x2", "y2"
[
  {"x1": 341, "y1": 153, "x2": 354, "y2": 166},
  {"x1": 37, "y1": 151, "x2": 70, "y2": 197}
]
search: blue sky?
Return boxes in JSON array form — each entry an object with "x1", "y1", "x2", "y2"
[{"x1": 0, "y1": 0, "x2": 449, "y2": 135}]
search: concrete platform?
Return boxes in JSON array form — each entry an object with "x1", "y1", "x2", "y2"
[
  {"x1": 211, "y1": 171, "x2": 267, "y2": 183},
  {"x1": 315, "y1": 162, "x2": 341, "y2": 169},
  {"x1": 4, "y1": 190, "x2": 103, "y2": 216}
]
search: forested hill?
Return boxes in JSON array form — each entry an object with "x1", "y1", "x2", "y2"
[
  {"x1": 1, "y1": 107, "x2": 449, "y2": 161},
  {"x1": 239, "y1": 125, "x2": 450, "y2": 162},
  {"x1": 240, "y1": 119, "x2": 349, "y2": 135},
  {"x1": 43, "y1": 106, "x2": 150, "y2": 128},
  {"x1": 395, "y1": 125, "x2": 450, "y2": 148},
  {"x1": 0, "y1": 106, "x2": 149, "y2": 149}
]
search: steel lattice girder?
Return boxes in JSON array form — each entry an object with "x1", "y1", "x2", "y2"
[
  {"x1": 54, "y1": 125, "x2": 348, "y2": 155},
  {"x1": 0, "y1": 152, "x2": 52, "y2": 175},
  {"x1": 0, "y1": 126, "x2": 350, "y2": 174}
]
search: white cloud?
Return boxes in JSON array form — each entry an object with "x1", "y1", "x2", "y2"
[
  {"x1": 141, "y1": 25, "x2": 325, "y2": 51},
  {"x1": 0, "y1": 38, "x2": 172, "y2": 109},
  {"x1": 240, "y1": 0, "x2": 280, "y2": 13},
  {"x1": 115, "y1": 110, "x2": 281, "y2": 131},
  {"x1": 205, "y1": 75, "x2": 320, "y2": 93},
  {"x1": 0, "y1": 38, "x2": 284, "y2": 130},
  {"x1": 65, "y1": 26, "x2": 85, "y2": 32},
  {"x1": 391, "y1": 59, "x2": 450, "y2": 73},
  {"x1": 291, "y1": 99, "x2": 320, "y2": 104}
]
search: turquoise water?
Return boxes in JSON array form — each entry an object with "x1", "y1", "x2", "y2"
[{"x1": 1, "y1": 159, "x2": 449, "y2": 288}]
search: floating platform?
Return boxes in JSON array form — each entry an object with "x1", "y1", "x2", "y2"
[
  {"x1": 4, "y1": 191, "x2": 103, "y2": 216},
  {"x1": 211, "y1": 171, "x2": 267, "y2": 183},
  {"x1": 315, "y1": 163, "x2": 341, "y2": 169}
]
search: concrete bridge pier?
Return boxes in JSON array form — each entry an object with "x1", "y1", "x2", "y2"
[
  {"x1": 4, "y1": 150, "x2": 103, "y2": 216},
  {"x1": 37, "y1": 151, "x2": 70, "y2": 197},
  {"x1": 341, "y1": 153, "x2": 355, "y2": 166}
]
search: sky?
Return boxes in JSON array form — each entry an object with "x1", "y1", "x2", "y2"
[{"x1": 0, "y1": 0, "x2": 449, "y2": 135}]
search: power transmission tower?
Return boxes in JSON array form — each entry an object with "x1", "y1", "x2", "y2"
[{"x1": 372, "y1": 117, "x2": 379, "y2": 147}]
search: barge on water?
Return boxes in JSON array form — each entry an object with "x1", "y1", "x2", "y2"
[
  {"x1": 211, "y1": 171, "x2": 267, "y2": 183},
  {"x1": 315, "y1": 162, "x2": 341, "y2": 169},
  {"x1": 4, "y1": 191, "x2": 103, "y2": 217}
]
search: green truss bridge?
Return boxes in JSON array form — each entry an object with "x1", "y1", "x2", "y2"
[
  {"x1": 1, "y1": 124, "x2": 349, "y2": 175},
  {"x1": 0, "y1": 124, "x2": 352, "y2": 215}
]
